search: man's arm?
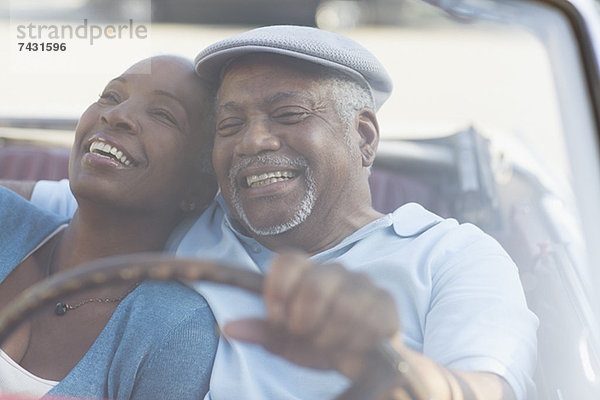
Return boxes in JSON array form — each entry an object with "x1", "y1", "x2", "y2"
[
  {"x1": 224, "y1": 252, "x2": 520, "y2": 400},
  {"x1": 385, "y1": 339, "x2": 516, "y2": 400},
  {"x1": 0, "y1": 180, "x2": 36, "y2": 199},
  {"x1": 0, "y1": 179, "x2": 77, "y2": 217}
]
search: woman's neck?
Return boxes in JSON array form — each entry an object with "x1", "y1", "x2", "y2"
[{"x1": 53, "y1": 204, "x2": 178, "y2": 274}]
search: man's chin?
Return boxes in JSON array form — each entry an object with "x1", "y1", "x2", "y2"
[
  {"x1": 231, "y1": 185, "x2": 316, "y2": 237},
  {"x1": 240, "y1": 215, "x2": 299, "y2": 237},
  {"x1": 235, "y1": 203, "x2": 309, "y2": 236}
]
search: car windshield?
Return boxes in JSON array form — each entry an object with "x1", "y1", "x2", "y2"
[{"x1": 1, "y1": 0, "x2": 600, "y2": 397}]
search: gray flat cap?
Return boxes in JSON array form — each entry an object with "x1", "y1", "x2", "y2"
[{"x1": 194, "y1": 25, "x2": 393, "y2": 111}]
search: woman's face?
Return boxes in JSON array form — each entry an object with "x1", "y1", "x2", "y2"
[{"x1": 69, "y1": 56, "x2": 213, "y2": 215}]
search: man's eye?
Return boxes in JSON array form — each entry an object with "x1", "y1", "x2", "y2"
[
  {"x1": 98, "y1": 91, "x2": 120, "y2": 104},
  {"x1": 272, "y1": 108, "x2": 310, "y2": 124},
  {"x1": 217, "y1": 118, "x2": 244, "y2": 136}
]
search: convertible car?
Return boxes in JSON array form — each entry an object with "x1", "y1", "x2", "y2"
[{"x1": 1, "y1": 0, "x2": 599, "y2": 399}]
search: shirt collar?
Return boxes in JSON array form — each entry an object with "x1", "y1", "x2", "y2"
[
  {"x1": 391, "y1": 202, "x2": 443, "y2": 237},
  {"x1": 216, "y1": 193, "x2": 252, "y2": 238},
  {"x1": 216, "y1": 195, "x2": 442, "y2": 255}
]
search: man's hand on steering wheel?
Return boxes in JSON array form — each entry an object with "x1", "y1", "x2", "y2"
[{"x1": 223, "y1": 252, "x2": 400, "y2": 380}]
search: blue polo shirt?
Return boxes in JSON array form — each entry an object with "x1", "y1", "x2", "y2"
[{"x1": 32, "y1": 180, "x2": 538, "y2": 400}]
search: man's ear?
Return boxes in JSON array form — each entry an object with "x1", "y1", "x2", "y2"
[
  {"x1": 180, "y1": 173, "x2": 218, "y2": 213},
  {"x1": 357, "y1": 109, "x2": 379, "y2": 167}
]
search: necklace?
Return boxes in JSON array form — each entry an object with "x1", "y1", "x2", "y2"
[
  {"x1": 54, "y1": 281, "x2": 140, "y2": 316},
  {"x1": 45, "y1": 232, "x2": 141, "y2": 316}
]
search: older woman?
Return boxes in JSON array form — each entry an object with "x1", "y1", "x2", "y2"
[{"x1": 0, "y1": 55, "x2": 218, "y2": 399}]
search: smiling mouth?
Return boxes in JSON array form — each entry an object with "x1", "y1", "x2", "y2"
[
  {"x1": 245, "y1": 170, "x2": 297, "y2": 188},
  {"x1": 88, "y1": 140, "x2": 136, "y2": 167}
]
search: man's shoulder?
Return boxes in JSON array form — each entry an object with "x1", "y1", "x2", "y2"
[
  {"x1": 385, "y1": 203, "x2": 511, "y2": 269},
  {"x1": 31, "y1": 179, "x2": 78, "y2": 217},
  {"x1": 345, "y1": 202, "x2": 499, "y2": 262},
  {"x1": 389, "y1": 202, "x2": 446, "y2": 237},
  {"x1": 389, "y1": 202, "x2": 490, "y2": 240}
]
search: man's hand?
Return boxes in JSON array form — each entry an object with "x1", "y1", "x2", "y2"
[
  {"x1": 223, "y1": 252, "x2": 517, "y2": 400},
  {"x1": 223, "y1": 252, "x2": 400, "y2": 379}
]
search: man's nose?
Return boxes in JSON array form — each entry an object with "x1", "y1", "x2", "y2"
[
  {"x1": 100, "y1": 102, "x2": 139, "y2": 134},
  {"x1": 236, "y1": 119, "x2": 281, "y2": 156}
]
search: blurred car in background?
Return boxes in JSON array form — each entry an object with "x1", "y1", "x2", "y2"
[
  {"x1": 85, "y1": 0, "x2": 322, "y2": 25},
  {"x1": 7, "y1": 0, "x2": 411, "y2": 27},
  {"x1": 1, "y1": 0, "x2": 600, "y2": 398}
]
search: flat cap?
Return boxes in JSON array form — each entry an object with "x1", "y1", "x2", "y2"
[{"x1": 194, "y1": 25, "x2": 393, "y2": 111}]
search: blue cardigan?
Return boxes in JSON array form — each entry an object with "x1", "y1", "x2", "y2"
[{"x1": 0, "y1": 187, "x2": 217, "y2": 399}]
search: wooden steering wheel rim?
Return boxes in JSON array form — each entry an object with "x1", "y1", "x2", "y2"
[{"x1": 0, "y1": 253, "x2": 429, "y2": 400}]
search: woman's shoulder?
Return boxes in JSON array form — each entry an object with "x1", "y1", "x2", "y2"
[
  {"x1": 0, "y1": 186, "x2": 69, "y2": 271},
  {"x1": 54, "y1": 280, "x2": 217, "y2": 399},
  {"x1": 116, "y1": 280, "x2": 213, "y2": 333}
]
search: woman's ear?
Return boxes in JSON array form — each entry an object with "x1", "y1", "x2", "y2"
[
  {"x1": 179, "y1": 173, "x2": 218, "y2": 213},
  {"x1": 357, "y1": 109, "x2": 379, "y2": 167}
]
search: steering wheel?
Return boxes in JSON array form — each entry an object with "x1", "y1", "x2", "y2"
[{"x1": 0, "y1": 253, "x2": 430, "y2": 400}]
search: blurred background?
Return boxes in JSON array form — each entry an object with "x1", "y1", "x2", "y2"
[{"x1": 0, "y1": 0, "x2": 560, "y2": 150}]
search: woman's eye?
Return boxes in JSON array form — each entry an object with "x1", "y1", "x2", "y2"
[
  {"x1": 217, "y1": 118, "x2": 244, "y2": 136},
  {"x1": 98, "y1": 91, "x2": 120, "y2": 104},
  {"x1": 151, "y1": 109, "x2": 178, "y2": 126}
]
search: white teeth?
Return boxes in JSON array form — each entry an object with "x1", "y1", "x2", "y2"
[
  {"x1": 89, "y1": 140, "x2": 134, "y2": 166},
  {"x1": 246, "y1": 170, "x2": 295, "y2": 187}
]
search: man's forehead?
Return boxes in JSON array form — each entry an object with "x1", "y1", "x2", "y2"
[{"x1": 217, "y1": 90, "x2": 319, "y2": 112}]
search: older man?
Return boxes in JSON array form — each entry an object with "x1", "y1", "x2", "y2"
[{"x1": 22, "y1": 26, "x2": 536, "y2": 400}]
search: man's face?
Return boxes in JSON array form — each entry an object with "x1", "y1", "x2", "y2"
[{"x1": 212, "y1": 55, "x2": 364, "y2": 237}]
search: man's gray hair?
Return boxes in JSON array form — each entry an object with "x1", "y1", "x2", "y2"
[
  {"x1": 317, "y1": 68, "x2": 375, "y2": 160},
  {"x1": 319, "y1": 68, "x2": 375, "y2": 129}
]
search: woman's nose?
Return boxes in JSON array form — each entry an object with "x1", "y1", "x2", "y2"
[{"x1": 100, "y1": 102, "x2": 139, "y2": 134}]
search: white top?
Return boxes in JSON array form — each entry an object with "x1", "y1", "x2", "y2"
[
  {"x1": 0, "y1": 349, "x2": 58, "y2": 397},
  {"x1": 0, "y1": 224, "x2": 65, "y2": 398}
]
